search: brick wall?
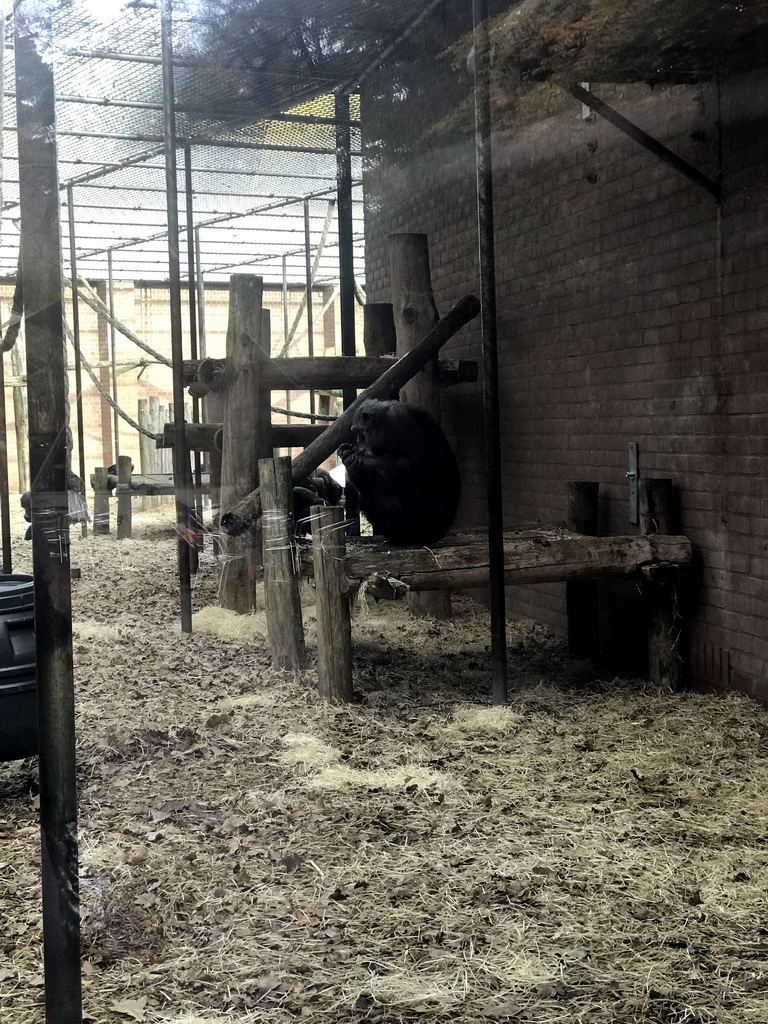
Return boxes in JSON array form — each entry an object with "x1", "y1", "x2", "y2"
[{"x1": 362, "y1": 17, "x2": 768, "y2": 697}]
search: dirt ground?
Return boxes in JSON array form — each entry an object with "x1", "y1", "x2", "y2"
[{"x1": 2, "y1": 501, "x2": 768, "y2": 1024}]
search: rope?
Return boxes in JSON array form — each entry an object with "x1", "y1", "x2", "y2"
[
  {"x1": 69, "y1": 276, "x2": 172, "y2": 368},
  {"x1": 270, "y1": 405, "x2": 336, "y2": 422},
  {"x1": 63, "y1": 318, "x2": 156, "y2": 439}
]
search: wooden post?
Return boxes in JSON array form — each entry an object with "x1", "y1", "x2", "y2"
[
  {"x1": 389, "y1": 232, "x2": 452, "y2": 620},
  {"x1": 363, "y1": 303, "x2": 396, "y2": 357},
  {"x1": 116, "y1": 454, "x2": 132, "y2": 539},
  {"x1": 566, "y1": 481, "x2": 600, "y2": 658},
  {"x1": 204, "y1": 390, "x2": 225, "y2": 530},
  {"x1": 92, "y1": 467, "x2": 110, "y2": 534},
  {"x1": 137, "y1": 398, "x2": 152, "y2": 512},
  {"x1": 642, "y1": 478, "x2": 684, "y2": 690},
  {"x1": 311, "y1": 504, "x2": 352, "y2": 702},
  {"x1": 149, "y1": 395, "x2": 161, "y2": 509},
  {"x1": 260, "y1": 454, "x2": 306, "y2": 670},
  {"x1": 219, "y1": 277, "x2": 272, "y2": 613}
]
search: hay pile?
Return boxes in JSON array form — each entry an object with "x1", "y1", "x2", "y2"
[{"x1": 2, "y1": 503, "x2": 768, "y2": 1024}]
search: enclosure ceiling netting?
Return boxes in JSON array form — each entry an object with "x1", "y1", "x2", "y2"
[{"x1": 0, "y1": 0, "x2": 436, "y2": 284}]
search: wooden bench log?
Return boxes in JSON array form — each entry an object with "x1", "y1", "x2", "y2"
[
  {"x1": 298, "y1": 534, "x2": 691, "y2": 589},
  {"x1": 182, "y1": 355, "x2": 477, "y2": 393}
]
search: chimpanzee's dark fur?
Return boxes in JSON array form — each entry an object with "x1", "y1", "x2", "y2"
[{"x1": 338, "y1": 398, "x2": 460, "y2": 546}]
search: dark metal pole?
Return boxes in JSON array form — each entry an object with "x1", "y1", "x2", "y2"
[
  {"x1": 472, "y1": 0, "x2": 507, "y2": 703},
  {"x1": 335, "y1": 91, "x2": 359, "y2": 533},
  {"x1": 303, "y1": 198, "x2": 316, "y2": 419},
  {"x1": 183, "y1": 141, "x2": 203, "y2": 550},
  {"x1": 106, "y1": 250, "x2": 119, "y2": 465},
  {"x1": 0, "y1": 352, "x2": 12, "y2": 573},
  {"x1": 160, "y1": 0, "x2": 193, "y2": 631},
  {"x1": 15, "y1": 4, "x2": 82, "y2": 1021},
  {"x1": 0, "y1": 12, "x2": 10, "y2": 574},
  {"x1": 335, "y1": 92, "x2": 357, "y2": 396},
  {"x1": 194, "y1": 228, "x2": 206, "y2": 359},
  {"x1": 66, "y1": 185, "x2": 87, "y2": 537},
  {"x1": 282, "y1": 253, "x2": 291, "y2": 427}
]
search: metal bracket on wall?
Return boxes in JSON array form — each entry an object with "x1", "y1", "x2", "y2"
[
  {"x1": 566, "y1": 84, "x2": 721, "y2": 203},
  {"x1": 627, "y1": 442, "x2": 639, "y2": 526}
]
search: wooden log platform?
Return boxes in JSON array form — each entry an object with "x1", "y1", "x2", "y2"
[
  {"x1": 300, "y1": 531, "x2": 692, "y2": 590},
  {"x1": 182, "y1": 355, "x2": 478, "y2": 393},
  {"x1": 115, "y1": 473, "x2": 211, "y2": 496}
]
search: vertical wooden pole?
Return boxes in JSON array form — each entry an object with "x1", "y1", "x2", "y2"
[
  {"x1": 312, "y1": 504, "x2": 352, "y2": 702},
  {"x1": 204, "y1": 391, "x2": 225, "y2": 525},
  {"x1": 260, "y1": 455, "x2": 306, "y2": 670},
  {"x1": 642, "y1": 478, "x2": 684, "y2": 690},
  {"x1": 92, "y1": 467, "x2": 110, "y2": 535},
  {"x1": 363, "y1": 303, "x2": 396, "y2": 358},
  {"x1": 149, "y1": 395, "x2": 161, "y2": 509},
  {"x1": 15, "y1": 4, "x2": 82, "y2": 1019},
  {"x1": 219, "y1": 278, "x2": 271, "y2": 613},
  {"x1": 566, "y1": 481, "x2": 600, "y2": 658},
  {"x1": 388, "y1": 233, "x2": 452, "y2": 620},
  {"x1": 116, "y1": 454, "x2": 132, "y2": 539},
  {"x1": 137, "y1": 398, "x2": 151, "y2": 512}
]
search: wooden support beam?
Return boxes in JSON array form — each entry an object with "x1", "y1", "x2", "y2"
[
  {"x1": 389, "y1": 232, "x2": 452, "y2": 620},
  {"x1": 182, "y1": 355, "x2": 478, "y2": 393},
  {"x1": 116, "y1": 454, "x2": 132, "y2": 538},
  {"x1": 566, "y1": 481, "x2": 600, "y2": 658},
  {"x1": 311, "y1": 504, "x2": 352, "y2": 702},
  {"x1": 335, "y1": 534, "x2": 691, "y2": 591},
  {"x1": 363, "y1": 303, "x2": 396, "y2": 357},
  {"x1": 219, "y1": 277, "x2": 271, "y2": 613},
  {"x1": 260, "y1": 455, "x2": 306, "y2": 671},
  {"x1": 641, "y1": 479, "x2": 685, "y2": 690},
  {"x1": 220, "y1": 294, "x2": 480, "y2": 535},
  {"x1": 92, "y1": 467, "x2": 109, "y2": 534},
  {"x1": 158, "y1": 421, "x2": 326, "y2": 451}
]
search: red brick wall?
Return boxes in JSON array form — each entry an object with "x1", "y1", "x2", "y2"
[{"x1": 362, "y1": 22, "x2": 768, "y2": 697}]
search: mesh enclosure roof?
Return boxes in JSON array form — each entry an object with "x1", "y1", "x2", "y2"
[{"x1": 1, "y1": 0, "x2": 439, "y2": 284}]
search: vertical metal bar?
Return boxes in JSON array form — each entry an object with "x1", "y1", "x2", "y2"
[
  {"x1": 472, "y1": 0, "x2": 507, "y2": 703},
  {"x1": 183, "y1": 141, "x2": 203, "y2": 544},
  {"x1": 66, "y1": 185, "x2": 87, "y2": 537},
  {"x1": 0, "y1": 352, "x2": 11, "y2": 572},
  {"x1": 335, "y1": 91, "x2": 357, "y2": 404},
  {"x1": 335, "y1": 91, "x2": 360, "y2": 533},
  {"x1": 160, "y1": 0, "x2": 193, "y2": 632},
  {"x1": 0, "y1": 12, "x2": 11, "y2": 574},
  {"x1": 106, "y1": 250, "x2": 119, "y2": 466},
  {"x1": 303, "y1": 198, "x2": 315, "y2": 420},
  {"x1": 282, "y1": 253, "x2": 291, "y2": 426},
  {"x1": 194, "y1": 228, "x2": 206, "y2": 358},
  {"x1": 14, "y1": 4, "x2": 82, "y2": 1021}
]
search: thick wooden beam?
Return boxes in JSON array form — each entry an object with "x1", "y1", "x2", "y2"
[
  {"x1": 183, "y1": 355, "x2": 477, "y2": 392},
  {"x1": 389, "y1": 232, "x2": 452, "y2": 620},
  {"x1": 260, "y1": 455, "x2": 306, "y2": 671},
  {"x1": 218, "y1": 277, "x2": 271, "y2": 613},
  {"x1": 158, "y1": 421, "x2": 326, "y2": 451},
  {"x1": 220, "y1": 294, "x2": 480, "y2": 535},
  {"x1": 566, "y1": 481, "x2": 600, "y2": 658},
  {"x1": 312, "y1": 504, "x2": 352, "y2": 702},
  {"x1": 336, "y1": 534, "x2": 691, "y2": 590}
]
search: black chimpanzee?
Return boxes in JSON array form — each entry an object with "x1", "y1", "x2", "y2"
[
  {"x1": 338, "y1": 398, "x2": 460, "y2": 546},
  {"x1": 291, "y1": 468, "x2": 345, "y2": 537}
]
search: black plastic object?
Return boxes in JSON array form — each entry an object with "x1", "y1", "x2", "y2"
[{"x1": 0, "y1": 574, "x2": 37, "y2": 761}]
